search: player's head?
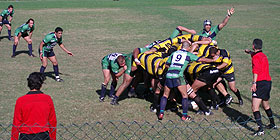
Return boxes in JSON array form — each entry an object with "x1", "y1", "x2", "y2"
[
  {"x1": 209, "y1": 47, "x2": 219, "y2": 58},
  {"x1": 117, "y1": 55, "x2": 126, "y2": 67},
  {"x1": 27, "y1": 72, "x2": 46, "y2": 90},
  {"x1": 55, "y1": 27, "x2": 63, "y2": 39},
  {"x1": 253, "y1": 38, "x2": 262, "y2": 50},
  {"x1": 8, "y1": 5, "x2": 13, "y2": 12},
  {"x1": 203, "y1": 20, "x2": 212, "y2": 32},
  {"x1": 26, "y1": 18, "x2": 34, "y2": 27},
  {"x1": 181, "y1": 40, "x2": 191, "y2": 51}
]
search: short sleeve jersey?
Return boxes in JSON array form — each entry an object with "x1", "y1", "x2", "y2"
[
  {"x1": 1, "y1": 9, "x2": 14, "y2": 20},
  {"x1": 42, "y1": 32, "x2": 62, "y2": 52},
  {"x1": 105, "y1": 53, "x2": 123, "y2": 74},
  {"x1": 198, "y1": 25, "x2": 220, "y2": 40},
  {"x1": 166, "y1": 50, "x2": 198, "y2": 79},
  {"x1": 15, "y1": 23, "x2": 35, "y2": 36},
  {"x1": 213, "y1": 49, "x2": 234, "y2": 74}
]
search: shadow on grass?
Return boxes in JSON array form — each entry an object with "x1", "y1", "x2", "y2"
[
  {"x1": 44, "y1": 72, "x2": 65, "y2": 81},
  {"x1": 222, "y1": 106, "x2": 255, "y2": 132},
  {"x1": 0, "y1": 35, "x2": 11, "y2": 41}
]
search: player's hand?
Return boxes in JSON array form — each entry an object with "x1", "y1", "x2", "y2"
[
  {"x1": 134, "y1": 58, "x2": 141, "y2": 65},
  {"x1": 244, "y1": 49, "x2": 252, "y2": 54},
  {"x1": 67, "y1": 52, "x2": 73, "y2": 56},
  {"x1": 123, "y1": 65, "x2": 127, "y2": 71},
  {"x1": 213, "y1": 55, "x2": 219, "y2": 61},
  {"x1": 251, "y1": 83, "x2": 256, "y2": 92},
  {"x1": 40, "y1": 53, "x2": 43, "y2": 60},
  {"x1": 227, "y1": 8, "x2": 235, "y2": 16}
]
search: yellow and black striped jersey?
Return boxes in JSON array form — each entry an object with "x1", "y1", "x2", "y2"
[
  {"x1": 137, "y1": 52, "x2": 168, "y2": 77},
  {"x1": 196, "y1": 43, "x2": 218, "y2": 58},
  {"x1": 213, "y1": 49, "x2": 234, "y2": 74}
]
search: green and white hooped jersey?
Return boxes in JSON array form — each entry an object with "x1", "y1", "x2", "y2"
[
  {"x1": 42, "y1": 32, "x2": 62, "y2": 52},
  {"x1": 0, "y1": 9, "x2": 14, "y2": 20},
  {"x1": 15, "y1": 23, "x2": 34, "y2": 36},
  {"x1": 197, "y1": 25, "x2": 220, "y2": 40},
  {"x1": 166, "y1": 50, "x2": 198, "y2": 79}
]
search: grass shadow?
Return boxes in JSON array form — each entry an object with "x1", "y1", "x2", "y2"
[
  {"x1": 44, "y1": 72, "x2": 63, "y2": 80},
  {"x1": 0, "y1": 35, "x2": 10, "y2": 41},
  {"x1": 222, "y1": 106, "x2": 255, "y2": 132}
]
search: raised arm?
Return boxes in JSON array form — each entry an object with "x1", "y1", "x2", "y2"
[{"x1": 218, "y1": 8, "x2": 234, "y2": 30}]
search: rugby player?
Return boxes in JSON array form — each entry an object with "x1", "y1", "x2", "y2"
[
  {"x1": 11, "y1": 18, "x2": 35, "y2": 58},
  {"x1": 209, "y1": 47, "x2": 243, "y2": 105},
  {"x1": 169, "y1": 26, "x2": 196, "y2": 39},
  {"x1": 197, "y1": 8, "x2": 235, "y2": 40},
  {"x1": 99, "y1": 53, "x2": 127, "y2": 102},
  {"x1": 39, "y1": 27, "x2": 73, "y2": 82},
  {"x1": 158, "y1": 41, "x2": 216, "y2": 120},
  {"x1": 0, "y1": 5, "x2": 14, "y2": 40}
]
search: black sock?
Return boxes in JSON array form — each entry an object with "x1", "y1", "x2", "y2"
[
  {"x1": 12, "y1": 44, "x2": 17, "y2": 56},
  {"x1": 53, "y1": 65, "x2": 59, "y2": 76},
  {"x1": 40, "y1": 66, "x2": 46, "y2": 73},
  {"x1": 194, "y1": 96, "x2": 209, "y2": 113},
  {"x1": 182, "y1": 98, "x2": 189, "y2": 116},
  {"x1": 153, "y1": 93, "x2": 160, "y2": 108},
  {"x1": 28, "y1": 44, "x2": 32, "y2": 55},
  {"x1": 109, "y1": 82, "x2": 117, "y2": 97},
  {"x1": 265, "y1": 108, "x2": 275, "y2": 125},
  {"x1": 159, "y1": 96, "x2": 167, "y2": 114},
  {"x1": 233, "y1": 89, "x2": 242, "y2": 100},
  {"x1": 100, "y1": 83, "x2": 107, "y2": 98},
  {"x1": 209, "y1": 88, "x2": 220, "y2": 106},
  {"x1": 253, "y1": 111, "x2": 263, "y2": 130}
]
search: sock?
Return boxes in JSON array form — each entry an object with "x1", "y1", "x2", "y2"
[
  {"x1": 40, "y1": 66, "x2": 46, "y2": 73},
  {"x1": 153, "y1": 94, "x2": 160, "y2": 109},
  {"x1": 100, "y1": 83, "x2": 107, "y2": 98},
  {"x1": 28, "y1": 44, "x2": 32, "y2": 55},
  {"x1": 53, "y1": 65, "x2": 59, "y2": 76},
  {"x1": 12, "y1": 44, "x2": 17, "y2": 56},
  {"x1": 209, "y1": 88, "x2": 220, "y2": 107},
  {"x1": 265, "y1": 108, "x2": 275, "y2": 125},
  {"x1": 253, "y1": 111, "x2": 263, "y2": 130},
  {"x1": 8, "y1": 30, "x2": 11, "y2": 40},
  {"x1": 233, "y1": 89, "x2": 242, "y2": 100},
  {"x1": 193, "y1": 96, "x2": 209, "y2": 113},
  {"x1": 109, "y1": 82, "x2": 117, "y2": 97},
  {"x1": 182, "y1": 98, "x2": 189, "y2": 116},
  {"x1": 159, "y1": 96, "x2": 167, "y2": 114}
]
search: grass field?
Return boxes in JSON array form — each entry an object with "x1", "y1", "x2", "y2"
[{"x1": 0, "y1": 0, "x2": 279, "y2": 131}]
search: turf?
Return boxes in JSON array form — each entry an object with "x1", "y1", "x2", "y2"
[{"x1": 0, "y1": 0, "x2": 279, "y2": 132}]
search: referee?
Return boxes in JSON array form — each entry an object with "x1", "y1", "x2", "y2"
[{"x1": 245, "y1": 39, "x2": 277, "y2": 136}]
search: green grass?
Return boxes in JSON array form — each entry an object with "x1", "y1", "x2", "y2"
[{"x1": 0, "y1": 0, "x2": 279, "y2": 136}]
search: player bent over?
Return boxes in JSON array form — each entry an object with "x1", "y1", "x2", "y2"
[
  {"x1": 11, "y1": 18, "x2": 35, "y2": 57},
  {"x1": 39, "y1": 27, "x2": 73, "y2": 82},
  {"x1": 0, "y1": 5, "x2": 14, "y2": 40},
  {"x1": 100, "y1": 53, "x2": 127, "y2": 102},
  {"x1": 158, "y1": 41, "x2": 215, "y2": 120}
]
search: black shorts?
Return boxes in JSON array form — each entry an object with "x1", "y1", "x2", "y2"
[
  {"x1": 21, "y1": 32, "x2": 29, "y2": 38},
  {"x1": 0, "y1": 19, "x2": 10, "y2": 26},
  {"x1": 19, "y1": 131, "x2": 49, "y2": 140},
  {"x1": 252, "y1": 81, "x2": 272, "y2": 101},
  {"x1": 221, "y1": 73, "x2": 235, "y2": 82},
  {"x1": 39, "y1": 49, "x2": 55, "y2": 58},
  {"x1": 197, "y1": 67, "x2": 221, "y2": 86}
]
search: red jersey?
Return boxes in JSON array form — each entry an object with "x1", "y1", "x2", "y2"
[
  {"x1": 11, "y1": 91, "x2": 57, "y2": 140},
  {"x1": 251, "y1": 51, "x2": 271, "y2": 81}
]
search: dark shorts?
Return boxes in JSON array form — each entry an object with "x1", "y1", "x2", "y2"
[
  {"x1": 221, "y1": 73, "x2": 235, "y2": 82},
  {"x1": 39, "y1": 48, "x2": 55, "y2": 58},
  {"x1": 165, "y1": 77, "x2": 187, "y2": 88},
  {"x1": 19, "y1": 131, "x2": 49, "y2": 140},
  {"x1": 252, "y1": 81, "x2": 272, "y2": 101},
  {"x1": 197, "y1": 67, "x2": 221, "y2": 86},
  {"x1": 0, "y1": 19, "x2": 10, "y2": 26}
]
